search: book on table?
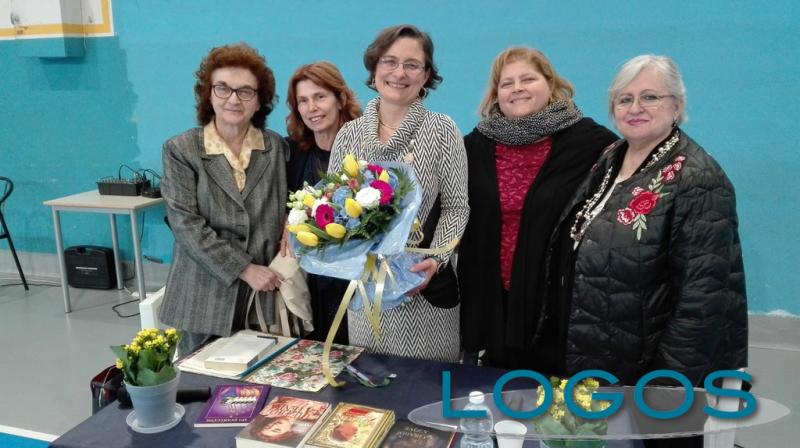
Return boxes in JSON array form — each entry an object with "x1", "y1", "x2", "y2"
[
  {"x1": 194, "y1": 384, "x2": 270, "y2": 427},
  {"x1": 235, "y1": 395, "x2": 331, "y2": 448},
  {"x1": 305, "y1": 402, "x2": 395, "y2": 448},
  {"x1": 204, "y1": 332, "x2": 279, "y2": 372},
  {"x1": 177, "y1": 330, "x2": 299, "y2": 380},
  {"x1": 380, "y1": 420, "x2": 455, "y2": 448},
  {"x1": 243, "y1": 339, "x2": 364, "y2": 392}
]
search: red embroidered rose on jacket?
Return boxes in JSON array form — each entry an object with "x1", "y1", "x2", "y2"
[
  {"x1": 617, "y1": 155, "x2": 685, "y2": 240},
  {"x1": 629, "y1": 190, "x2": 660, "y2": 214}
]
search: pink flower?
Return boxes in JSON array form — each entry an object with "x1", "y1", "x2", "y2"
[
  {"x1": 367, "y1": 164, "x2": 384, "y2": 176},
  {"x1": 629, "y1": 191, "x2": 659, "y2": 215},
  {"x1": 662, "y1": 165, "x2": 674, "y2": 175},
  {"x1": 664, "y1": 170, "x2": 676, "y2": 182},
  {"x1": 370, "y1": 180, "x2": 393, "y2": 206},
  {"x1": 672, "y1": 161, "x2": 683, "y2": 171},
  {"x1": 617, "y1": 208, "x2": 636, "y2": 225},
  {"x1": 347, "y1": 178, "x2": 360, "y2": 190},
  {"x1": 315, "y1": 204, "x2": 335, "y2": 228},
  {"x1": 675, "y1": 155, "x2": 686, "y2": 162},
  {"x1": 632, "y1": 186, "x2": 645, "y2": 197}
]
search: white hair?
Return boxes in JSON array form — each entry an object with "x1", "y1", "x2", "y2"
[{"x1": 608, "y1": 55, "x2": 687, "y2": 124}]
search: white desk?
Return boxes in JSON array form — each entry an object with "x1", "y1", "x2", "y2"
[{"x1": 43, "y1": 190, "x2": 165, "y2": 313}]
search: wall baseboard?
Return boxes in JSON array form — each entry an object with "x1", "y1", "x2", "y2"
[{"x1": 0, "y1": 249, "x2": 169, "y2": 291}]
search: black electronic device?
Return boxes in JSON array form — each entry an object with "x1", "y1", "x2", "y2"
[
  {"x1": 65, "y1": 246, "x2": 117, "y2": 289},
  {"x1": 97, "y1": 164, "x2": 148, "y2": 196}
]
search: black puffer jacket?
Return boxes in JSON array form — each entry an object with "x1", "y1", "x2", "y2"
[{"x1": 546, "y1": 130, "x2": 747, "y2": 385}]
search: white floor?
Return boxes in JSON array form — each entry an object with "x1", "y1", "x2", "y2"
[{"x1": 0, "y1": 273, "x2": 798, "y2": 446}]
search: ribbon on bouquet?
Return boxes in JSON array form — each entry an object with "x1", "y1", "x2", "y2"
[{"x1": 321, "y1": 238, "x2": 459, "y2": 387}]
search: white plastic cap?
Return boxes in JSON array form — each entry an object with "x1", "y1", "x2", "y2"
[{"x1": 468, "y1": 391, "x2": 485, "y2": 404}]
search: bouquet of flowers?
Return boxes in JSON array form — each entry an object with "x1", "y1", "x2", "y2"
[
  {"x1": 285, "y1": 154, "x2": 426, "y2": 311},
  {"x1": 286, "y1": 154, "x2": 431, "y2": 387},
  {"x1": 533, "y1": 377, "x2": 611, "y2": 448},
  {"x1": 110, "y1": 328, "x2": 181, "y2": 387}
]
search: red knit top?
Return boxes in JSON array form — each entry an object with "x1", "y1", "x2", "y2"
[{"x1": 495, "y1": 137, "x2": 553, "y2": 291}]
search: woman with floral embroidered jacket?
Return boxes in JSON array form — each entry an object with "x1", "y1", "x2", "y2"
[
  {"x1": 458, "y1": 47, "x2": 617, "y2": 369},
  {"x1": 328, "y1": 24, "x2": 469, "y2": 362},
  {"x1": 542, "y1": 55, "x2": 747, "y2": 398}
]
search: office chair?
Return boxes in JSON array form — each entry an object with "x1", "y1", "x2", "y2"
[{"x1": 0, "y1": 177, "x2": 29, "y2": 290}]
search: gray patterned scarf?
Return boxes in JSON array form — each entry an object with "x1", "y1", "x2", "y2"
[{"x1": 476, "y1": 100, "x2": 583, "y2": 145}]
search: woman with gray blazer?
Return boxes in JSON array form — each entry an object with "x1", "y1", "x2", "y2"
[{"x1": 160, "y1": 43, "x2": 288, "y2": 355}]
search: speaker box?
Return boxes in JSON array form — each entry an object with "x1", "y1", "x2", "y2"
[{"x1": 65, "y1": 246, "x2": 117, "y2": 289}]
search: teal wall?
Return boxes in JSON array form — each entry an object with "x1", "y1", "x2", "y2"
[{"x1": 1, "y1": 1, "x2": 798, "y2": 314}]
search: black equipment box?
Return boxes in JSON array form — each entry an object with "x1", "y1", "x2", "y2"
[
  {"x1": 97, "y1": 179, "x2": 149, "y2": 196},
  {"x1": 65, "y1": 246, "x2": 117, "y2": 289}
]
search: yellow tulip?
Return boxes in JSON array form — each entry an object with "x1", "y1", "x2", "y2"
[
  {"x1": 325, "y1": 223, "x2": 347, "y2": 239},
  {"x1": 287, "y1": 223, "x2": 312, "y2": 234},
  {"x1": 343, "y1": 154, "x2": 359, "y2": 178},
  {"x1": 296, "y1": 231, "x2": 319, "y2": 247},
  {"x1": 303, "y1": 194, "x2": 316, "y2": 208},
  {"x1": 344, "y1": 198, "x2": 362, "y2": 218},
  {"x1": 378, "y1": 169, "x2": 390, "y2": 182}
]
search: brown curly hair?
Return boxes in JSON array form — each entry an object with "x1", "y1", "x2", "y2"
[
  {"x1": 194, "y1": 43, "x2": 276, "y2": 129},
  {"x1": 286, "y1": 61, "x2": 361, "y2": 151}
]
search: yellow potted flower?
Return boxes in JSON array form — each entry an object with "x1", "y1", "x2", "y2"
[
  {"x1": 110, "y1": 328, "x2": 182, "y2": 432},
  {"x1": 533, "y1": 377, "x2": 610, "y2": 448}
]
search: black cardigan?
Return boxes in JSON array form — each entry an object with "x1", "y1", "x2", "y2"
[{"x1": 458, "y1": 117, "x2": 617, "y2": 367}]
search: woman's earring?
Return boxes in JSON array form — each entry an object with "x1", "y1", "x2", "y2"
[{"x1": 419, "y1": 87, "x2": 428, "y2": 99}]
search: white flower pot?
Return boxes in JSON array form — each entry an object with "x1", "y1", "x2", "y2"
[{"x1": 124, "y1": 372, "x2": 180, "y2": 429}]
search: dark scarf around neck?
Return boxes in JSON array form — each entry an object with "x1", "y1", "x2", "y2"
[{"x1": 476, "y1": 100, "x2": 583, "y2": 146}]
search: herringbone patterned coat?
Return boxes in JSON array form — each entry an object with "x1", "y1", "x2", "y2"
[{"x1": 328, "y1": 98, "x2": 469, "y2": 362}]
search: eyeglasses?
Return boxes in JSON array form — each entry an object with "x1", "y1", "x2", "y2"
[
  {"x1": 212, "y1": 84, "x2": 257, "y2": 101},
  {"x1": 614, "y1": 93, "x2": 676, "y2": 110},
  {"x1": 377, "y1": 57, "x2": 426, "y2": 74}
]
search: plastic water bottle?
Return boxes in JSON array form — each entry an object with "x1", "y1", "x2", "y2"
[{"x1": 459, "y1": 391, "x2": 494, "y2": 448}]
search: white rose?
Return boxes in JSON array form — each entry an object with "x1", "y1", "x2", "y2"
[
  {"x1": 311, "y1": 198, "x2": 330, "y2": 217},
  {"x1": 358, "y1": 160, "x2": 368, "y2": 169},
  {"x1": 287, "y1": 209, "x2": 308, "y2": 225},
  {"x1": 355, "y1": 187, "x2": 381, "y2": 209}
]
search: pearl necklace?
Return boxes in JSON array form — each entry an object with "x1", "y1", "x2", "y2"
[{"x1": 569, "y1": 130, "x2": 680, "y2": 244}]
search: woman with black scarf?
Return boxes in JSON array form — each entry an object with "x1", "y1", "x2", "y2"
[{"x1": 458, "y1": 47, "x2": 616, "y2": 369}]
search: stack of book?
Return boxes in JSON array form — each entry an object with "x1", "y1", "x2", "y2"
[{"x1": 304, "y1": 403, "x2": 395, "y2": 448}]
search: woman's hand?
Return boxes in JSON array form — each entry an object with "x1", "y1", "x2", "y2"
[
  {"x1": 407, "y1": 257, "x2": 439, "y2": 296},
  {"x1": 239, "y1": 264, "x2": 284, "y2": 291}
]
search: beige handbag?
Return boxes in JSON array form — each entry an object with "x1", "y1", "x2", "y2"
[{"x1": 246, "y1": 254, "x2": 313, "y2": 337}]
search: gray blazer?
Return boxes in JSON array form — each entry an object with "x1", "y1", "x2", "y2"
[{"x1": 159, "y1": 127, "x2": 288, "y2": 336}]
